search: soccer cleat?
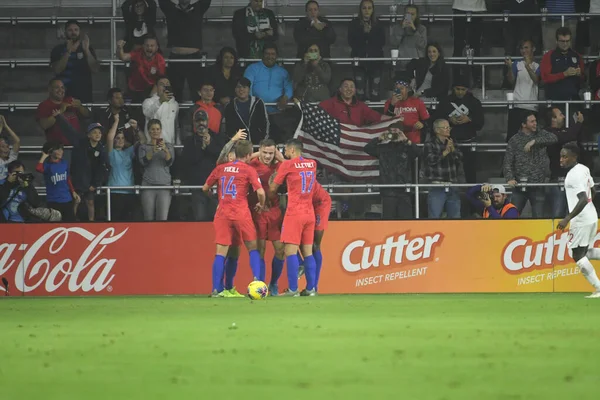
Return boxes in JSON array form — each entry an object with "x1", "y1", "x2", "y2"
[
  {"x1": 210, "y1": 290, "x2": 228, "y2": 298},
  {"x1": 279, "y1": 289, "x2": 300, "y2": 297},
  {"x1": 228, "y1": 287, "x2": 245, "y2": 298},
  {"x1": 300, "y1": 288, "x2": 317, "y2": 297},
  {"x1": 585, "y1": 291, "x2": 600, "y2": 298},
  {"x1": 268, "y1": 283, "x2": 279, "y2": 296},
  {"x1": 298, "y1": 265, "x2": 305, "y2": 279}
]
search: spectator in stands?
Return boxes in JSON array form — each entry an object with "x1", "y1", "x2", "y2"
[
  {"x1": 541, "y1": 0, "x2": 576, "y2": 52},
  {"x1": 590, "y1": 0, "x2": 600, "y2": 55},
  {"x1": 36, "y1": 142, "x2": 80, "y2": 222},
  {"x1": 405, "y1": 43, "x2": 451, "y2": 102},
  {"x1": 117, "y1": 35, "x2": 166, "y2": 104},
  {"x1": 208, "y1": 47, "x2": 243, "y2": 108},
  {"x1": 0, "y1": 116, "x2": 21, "y2": 184},
  {"x1": 383, "y1": 80, "x2": 429, "y2": 144},
  {"x1": 233, "y1": 0, "x2": 279, "y2": 59},
  {"x1": 244, "y1": 44, "x2": 294, "y2": 143},
  {"x1": 391, "y1": 4, "x2": 427, "y2": 72},
  {"x1": 503, "y1": 112, "x2": 557, "y2": 218},
  {"x1": 541, "y1": 27, "x2": 584, "y2": 102},
  {"x1": 503, "y1": 0, "x2": 540, "y2": 57},
  {"x1": 320, "y1": 78, "x2": 388, "y2": 126},
  {"x1": 451, "y1": 0, "x2": 486, "y2": 86},
  {"x1": 0, "y1": 161, "x2": 42, "y2": 223},
  {"x1": 51, "y1": 20, "x2": 99, "y2": 103},
  {"x1": 139, "y1": 119, "x2": 174, "y2": 221},
  {"x1": 364, "y1": 122, "x2": 419, "y2": 219},
  {"x1": 589, "y1": 55, "x2": 600, "y2": 133},
  {"x1": 545, "y1": 108, "x2": 584, "y2": 218},
  {"x1": 121, "y1": 0, "x2": 157, "y2": 51},
  {"x1": 71, "y1": 123, "x2": 109, "y2": 222},
  {"x1": 505, "y1": 40, "x2": 540, "y2": 143},
  {"x1": 142, "y1": 76, "x2": 180, "y2": 144},
  {"x1": 106, "y1": 114, "x2": 144, "y2": 221},
  {"x1": 158, "y1": 0, "x2": 212, "y2": 102},
  {"x1": 435, "y1": 78, "x2": 484, "y2": 183},
  {"x1": 223, "y1": 77, "x2": 269, "y2": 144},
  {"x1": 423, "y1": 119, "x2": 465, "y2": 219},
  {"x1": 348, "y1": 0, "x2": 385, "y2": 101},
  {"x1": 93, "y1": 88, "x2": 135, "y2": 144},
  {"x1": 194, "y1": 82, "x2": 222, "y2": 133},
  {"x1": 466, "y1": 184, "x2": 518, "y2": 218},
  {"x1": 293, "y1": 0, "x2": 336, "y2": 59},
  {"x1": 36, "y1": 78, "x2": 90, "y2": 146},
  {"x1": 293, "y1": 43, "x2": 332, "y2": 103},
  {"x1": 181, "y1": 109, "x2": 227, "y2": 221}
]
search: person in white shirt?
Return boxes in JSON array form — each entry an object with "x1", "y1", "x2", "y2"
[
  {"x1": 557, "y1": 142, "x2": 600, "y2": 298},
  {"x1": 142, "y1": 75, "x2": 180, "y2": 144},
  {"x1": 505, "y1": 40, "x2": 540, "y2": 142}
]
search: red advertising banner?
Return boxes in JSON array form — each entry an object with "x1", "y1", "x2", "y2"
[{"x1": 0, "y1": 220, "x2": 596, "y2": 296}]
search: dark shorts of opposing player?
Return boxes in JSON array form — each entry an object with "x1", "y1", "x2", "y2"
[
  {"x1": 281, "y1": 214, "x2": 315, "y2": 246},
  {"x1": 253, "y1": 207, "x2": 283, "y2": 241},
  {"x1": 314, "y1": 201, "x2": 332, "y2": 232},
  {"x1": 214, "y1": 217, "x2": 256, "y2": 246}
]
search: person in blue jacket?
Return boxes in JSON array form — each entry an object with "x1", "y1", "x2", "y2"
[{"x1": 466, "y1": 183, "x2": 519, "y2": 219}]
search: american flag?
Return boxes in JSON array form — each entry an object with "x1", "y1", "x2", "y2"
[{"x1": 293, "y1": 102, "x2": 402, "y2": 180}]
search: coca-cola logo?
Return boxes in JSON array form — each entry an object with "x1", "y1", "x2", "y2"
[{"x1": 0, "y1": 227, "x2": 128, "y2": 294}]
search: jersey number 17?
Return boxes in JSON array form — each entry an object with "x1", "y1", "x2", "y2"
[{"x1": 300, "y1": 171, "x2": 315, "y2": 194}]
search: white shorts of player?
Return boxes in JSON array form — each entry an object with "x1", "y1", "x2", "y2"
[{"x1": 567, "y1": 221, "x2": 598, "y2": 249}]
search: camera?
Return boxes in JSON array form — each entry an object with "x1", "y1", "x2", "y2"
[
  {"x1": 16, "y1": 172, "x2": 34, "y2": 183},
  {"x1": 394, "y1": 87, "x2": 402, "y2": 95},
  {"x1": 386, "y1": 131, "x2": 399, "y2": 141},
  {"x1": 476, "y1": 191, "x2": 492, "y2": 201}
]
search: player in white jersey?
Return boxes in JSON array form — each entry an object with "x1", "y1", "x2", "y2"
[{"x1": 556, "y1": 143, "x2": 600, "y2": 298}]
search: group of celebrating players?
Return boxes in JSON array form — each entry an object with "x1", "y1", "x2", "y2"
[{"x1": 202, "y1": 129, "x2": 332, "y2": 297}]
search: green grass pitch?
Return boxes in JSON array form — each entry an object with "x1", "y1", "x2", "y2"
[{"x1": 0, "y1": 294, "x2": 598, "y2": 399}]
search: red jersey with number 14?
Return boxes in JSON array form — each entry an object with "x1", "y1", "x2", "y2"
[
  {"x1": 274, "y1": 157, "x2": 317, "y2": 217},
  {"x1": 249, "y1": 158, "x2": 280, "y2": 208},
  {"x1": 205, "y1": 160, "x2": 262, "y2": 221}
]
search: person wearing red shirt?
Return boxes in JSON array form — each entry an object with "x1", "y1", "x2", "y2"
[
  {"x1": 36, "y1": 78, "x2": 90, "y2": 146},
  {"x1": 203, "y1": 140, "x2": 265, "y2": 297},
  {"x1": 310, "y1": 181, "x2": 331, "y2": 294},
  {"x1": 194, "y1": 82, "x2": 222, "y2": 134},
  {"x1": 249, "y1": 139, "x2": 286, "y2": 295},
  {"x1": 319, "y1": 78, "x2": 390, "y2": 126},
  {"x1": 383, "y1": 80, "x2": 429, "y2": 144},
  {"x1": 117, "y1": 34, "x2": 166, "y2": 103},
  {"x1": 269, "y1": 139, "x2": 318, "y2": 296}
]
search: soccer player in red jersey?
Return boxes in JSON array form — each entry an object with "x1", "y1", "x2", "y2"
[
  {"x1": 310, "y1": 181, "x2": 332, "y2": 293},
  {"x1": 203, "y1": 139, "x2": 265, "y2": 297},
  {"x1": 269, "y1": 139, "x2": 318, "y2": 296},
  {"x1": 249, "y1": 139, "x2": 286, "y2": 295}
]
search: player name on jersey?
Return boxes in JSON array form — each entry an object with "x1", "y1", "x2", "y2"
[
  {"x1": 223, "y1": 166, "x2": 240, "y2": 173},
  {"x1": 294, "y1": 161, "x2": 315, "y2": 169}
]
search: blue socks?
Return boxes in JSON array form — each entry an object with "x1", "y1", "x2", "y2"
[
  {"x1": 314, "y1": 250, "x2": 323, "y2": 291},
  {"x1": 259, "y1": 258, "x2": 266, "y2": 282},
  {"x1": 271, "y1": 257, "x2": 284, "y2": 285},
  {"x1": 304, "y1": 255, "x2": 317, "y2": 291},
  {"x1": 225, "y1": 257, "x2": 239, "y2": 290},
  {"x1": 286, "y1": 254, "x2": 299, "y2": 292},
  {"x1": 212, "y1": 255, "x2": 226, "y2": 293},
  {"x1": 249, "y1": 250, "x2": 261, "y2": 280}
]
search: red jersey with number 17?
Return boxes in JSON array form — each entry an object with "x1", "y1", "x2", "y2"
[
  {"x1": 249, "y1": 158, "x2": 280, "y2": 208},
  {"x1": 274, "y1": 157, "x2": 317, "y2": 217},
  {"x1": 205, "y1": 160, "x2": 262, "y2": 221}
]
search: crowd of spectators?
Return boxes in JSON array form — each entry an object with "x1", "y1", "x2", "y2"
[{"x1": 3, "y1": 0, "x2": 600, "y2": 223}]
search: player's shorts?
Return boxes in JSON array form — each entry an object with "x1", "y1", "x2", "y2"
[
  {"x1": 314, "y1": 201, "x2": 332, "y2": 232},
  {"x1": 567, "y1": 221, "x2": 598, "y2": 249},
  {"x1": 214, "y1": 216, "x2": 256, "y2": 246},
  {"x1": 253, "y1": 207, "x2": 282, "y2": 241},
  {"x1": 280, "y1": 214, "x2": 315, "y2": 246}
]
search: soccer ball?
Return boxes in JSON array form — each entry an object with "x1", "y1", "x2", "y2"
[{"x1": 247, "y1": 281, "x2": 269, "y2": 300}]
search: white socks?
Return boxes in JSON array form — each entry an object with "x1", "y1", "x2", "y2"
[
  {"x1": 576, "y1": 257, "x2": 600, "y2": 291},
  {"x1": 586, "y1": 248, "x2": 600, "y2": 260}
]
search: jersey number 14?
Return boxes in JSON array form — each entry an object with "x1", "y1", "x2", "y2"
[{"x1": 220, "y1": 176, "x2": 237, "y2": 199}]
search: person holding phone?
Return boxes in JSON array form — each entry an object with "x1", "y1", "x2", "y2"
[
  {"x1": 142, "y1": 76, "x2": 180, "y2": 145},
  {"x1": 391, "y1": 5, "x2": 427, "y2": 71},
  {"x1": 292, "y1": 43, "x2": 332, "y2": 102}
]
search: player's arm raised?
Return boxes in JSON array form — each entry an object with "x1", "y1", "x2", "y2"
[{"x1": 557, "y1": 191, "x2": 589, "y2": 230}]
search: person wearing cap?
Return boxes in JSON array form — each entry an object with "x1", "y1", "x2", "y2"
[
  {"x1": 50, "y1": 20, "x2": 99, "y2": 103},
  {"x1": 434, "y1": 77, "x2": 484, "y2": 183},
  {"x1": 384, "y1": 79, "x2": 429, "y2": 144},
  {"x1": 223, "y1": 77, "x2": 269, "y2": 144},
  {"x1": 180, "y1": 109, "x2": 227, "y2": 221},
  {"x1": 193, "y1": 81, "x2": 222, "y2": 134},
  {"x1": 70, "y1": 122, "x2": 109, "y2": 221},
  {"x1": 466, "y1": 183, "x2": 518, "y2": 219}
]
